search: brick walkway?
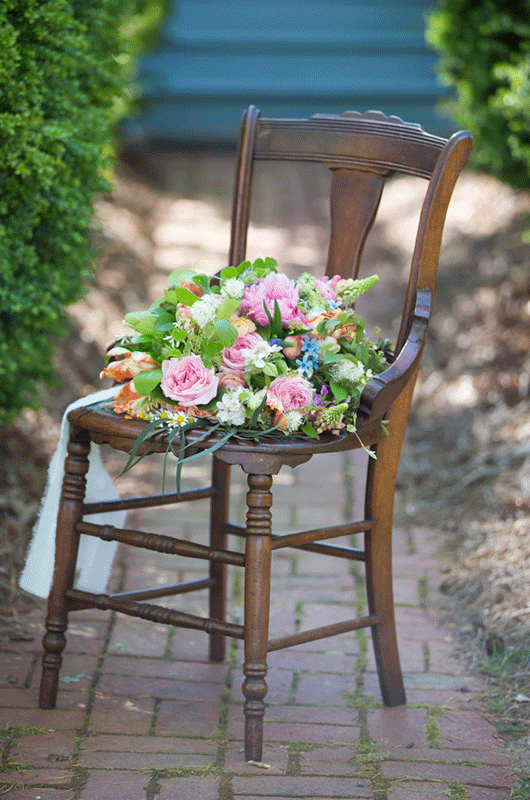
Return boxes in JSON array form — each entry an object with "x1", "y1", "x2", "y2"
[{"x1": 1, "y1": 449, "x2": 514, "y2": 799}]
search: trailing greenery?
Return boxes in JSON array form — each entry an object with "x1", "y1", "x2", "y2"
[
  {"x1": 0, "y1": 0, "x2": 164, "y2": 424},
  {"x1": 426, "y1": 1, "x2": 530, "y2": 189}
]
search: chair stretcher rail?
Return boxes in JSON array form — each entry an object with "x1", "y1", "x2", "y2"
[
  {"x1": 270, "y1": 520, "x2": 372, "y2": 550},
  {"x1": 83, "y1": 486, "x2": 214, "y2": 515},
  {"x1": 224, "y1": 520, "x2": 371, "y2": 550},
  {"x1": 267, "y1": 614, "x2": 378, "y2": 651},
  {"x1": 66, "y1": 589, "x2": 245, "y2": 639},
  {"x1": 66, "y1": 578, "x2": 216, "y2": 610},
  {"x1": 293, "y1": 542, "x2": 366, "y2": 560},
  {"x1": 76, "y1": 521, "x2": 245, "y2": 566}
]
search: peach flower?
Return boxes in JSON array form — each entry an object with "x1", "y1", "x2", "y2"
[
  {"x1": 100, "y1": 350, "x2": 158, "y2": 382},
  {"x1": 218, "y1": 370, "x2": 248, "y2": 389},
  {"x1": 230, "y1": 315, "x2": 257, "y2": 337},
  {"x1": 282, "y1": 335, "x2": 303, "y2": 359},
  {"x1": 112, "y1": 381, "x2": 144, "y2": 416}
]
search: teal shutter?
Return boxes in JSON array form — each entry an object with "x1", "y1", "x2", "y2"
[{"x1": 127, "y1": 1, "x2": 450, "y2": 144}]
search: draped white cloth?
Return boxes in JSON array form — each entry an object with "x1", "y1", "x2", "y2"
[{"x1": 19, "y1": 387, "x2": 126, "y2": 599}]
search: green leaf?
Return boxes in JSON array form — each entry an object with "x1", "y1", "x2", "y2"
[
  {"x1": 330, "y1": 381, "x2": 349, "y2": 403},
  {"x1": 220, "y1": 266, "x2": 238, "y2": 280},
  {"x1": 124, "y1": 310, "x2": 159, "y2": 335},
  {"x1": 154, "y1": 312, "x2": 176, "y2": 332},
  {"x1": 167, "y1": 268, "x2": 198, "y2": 287},
  {"x1": 213, "y1": 319, "x2": 238, "y2": 348},
  {"x1": 173, "y1": 287, "x2": 199, "y2": 306},
  {"x1": 133, "y1": 368, "x2": 162, "y2": 396},
  {"x1": 262, "y1": 362, "x2": 278, "y2": 377},
  {"x1": 216, "y1": 297, "x2": 240, "y2": 320},
  {"x1": 272, "y1": 298, "x2": 283, "y2": 337},
  {"x1": 202, "y1": 340, "x2": 223, "y2": 360},
  {"x1": 188, "y1": 273, "x2": 210, "y2": 293},
  {"x1": 119, "y1": 418, "x2": 163, "y2": 476},
  {"x1": 171, "y1": 328, "x2": 188, "y2": 342},
  {"x1": 301, "y1": 423, "x2": 319, "y2": 439},
  {"x1": 249, "y1": 395, "x2": 267, "y2": 427},
  {"x1": 322, "y1": 351, "x2": 342, "y2": 363},
  {"x1": 163, "y1": 288, "x2": 180, "y2": 305}
]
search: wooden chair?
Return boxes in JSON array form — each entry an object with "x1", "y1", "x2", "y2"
[{"x1": 38, "y1": 107, "x2": 472, "y2": 761}]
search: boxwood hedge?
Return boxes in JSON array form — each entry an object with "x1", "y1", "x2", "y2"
[{"x1": 0, "y1": 0, "x2": 144, "y2": 423}]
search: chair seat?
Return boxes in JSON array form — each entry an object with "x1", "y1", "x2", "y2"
[{"x1": 69, "y1": 404, "x2": 385, "y2": 473}]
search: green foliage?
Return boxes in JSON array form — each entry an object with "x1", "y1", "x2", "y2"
[
  {"x1": 426, "y1": 1, "x2": 530, "y2": 189},
  {"x1": 0, "y1": 0, "x2": 164, "y2": 424}
]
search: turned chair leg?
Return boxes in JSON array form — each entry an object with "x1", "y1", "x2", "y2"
[
  {"x1": 209, "y1": 457, "x2": 230, "y2": 662},
  {"x1": 242, "y1": 473, "x2": 273, "y2": 762},
  {"x1": 39, "y1": 428, "x2": 91, "y2": 709}
]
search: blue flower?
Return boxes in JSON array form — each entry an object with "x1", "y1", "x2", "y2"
[
  {"x1": 295, "y1": 352, "x2": 319, "y2": 376},
  {"x1": 301, "y1": 335, "x2": 320, "y2": 358}
]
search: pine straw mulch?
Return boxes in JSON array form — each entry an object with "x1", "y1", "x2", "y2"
[{"x1": 1, "y1": 160, "x2": 529, "y2": 755}]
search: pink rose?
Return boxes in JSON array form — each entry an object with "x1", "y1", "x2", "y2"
[
  {"x1": 221, "y1": 331, "x2": 263, "y2": 373},
  {"x1": 161, "y1": 355, "x2": 219, "y2": 406},
  {"x1": 240, "y1": 272, "x2": 307, "y2": 327},
  {"x1": 266, "y1": 375, "x2": 315, "y2": 412}
]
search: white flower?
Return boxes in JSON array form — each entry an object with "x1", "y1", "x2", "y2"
[
  {"x1": 137, "y1": 409, "x2": 194, "y2": 428},
  {"x1": 329, "y1": 359, "x2": 366, "y2": 385},
  {"x1": 190, "y1": 294, "x2": 222, "y2": 327},
  {"x1": 221, "y1": 278, "x2": 246, "y2": 299},
  {"x1": 284, "y1": 410, "x2": 304, "y2": 433},
  {"x1": 242, "y1": 340, "x2": 282, "y2": 369},
  {"x1": 216, "y1": 387, "x2": 246, "y2": 426}
]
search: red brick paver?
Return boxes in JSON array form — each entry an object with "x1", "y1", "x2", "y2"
[{"x1": 2, "y1": 452, "x2": 516, "y2": 800}]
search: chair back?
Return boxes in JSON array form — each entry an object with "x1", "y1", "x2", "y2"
[{"x1": 229, "y1": 106, "x2": 473, "y2": 352}]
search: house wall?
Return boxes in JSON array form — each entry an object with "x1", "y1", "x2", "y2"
[{"x1": 125, "y1": 0, "x2": 452, "y2": 145}]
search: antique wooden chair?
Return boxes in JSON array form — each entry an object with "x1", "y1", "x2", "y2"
[{"x1": 38, "y1": 106, "x2": 472, "y2": 761}]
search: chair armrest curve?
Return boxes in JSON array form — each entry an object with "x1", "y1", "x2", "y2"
[{"x1": 357, "y1": 288, "x2": 432, "y2": 423}]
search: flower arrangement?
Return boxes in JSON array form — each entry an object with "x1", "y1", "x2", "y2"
[{"x1": 100, "y1": 258, "x2": 390, "y2": 469}]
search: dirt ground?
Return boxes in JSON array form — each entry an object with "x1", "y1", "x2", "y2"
[{"x1": 1, "y1": 154, "x2": 529, "y2": 766}]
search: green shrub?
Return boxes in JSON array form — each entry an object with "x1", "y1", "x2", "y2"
[
  {"x1": 0, "y1": 0, "x2": 164, "y2": 424},
  {"x1": 0, "y1": 0, "x2": 122, "y2": 423},
  {"x1": 426, "y1": 1, "x2": 530, "y2": 189}
]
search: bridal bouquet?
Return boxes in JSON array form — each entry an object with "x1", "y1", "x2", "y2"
[{"x1": 100, "y1": 258, "x2": 390, "y2": 461}]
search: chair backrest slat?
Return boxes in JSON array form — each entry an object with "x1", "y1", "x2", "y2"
[
  {"x1": 254, "y1": 113, "x2": 447, "y2": 178},
  {"x1": 229, "y1": 106, "x2": 473, "y2": 353},
  {"x1": 327, "y1": 169, "x2": 385, "y2": 280}
]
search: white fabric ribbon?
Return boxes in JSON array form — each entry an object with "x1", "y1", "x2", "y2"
[{"x1": 19, "y1": 387, "x2": 126, "y2": 599}]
